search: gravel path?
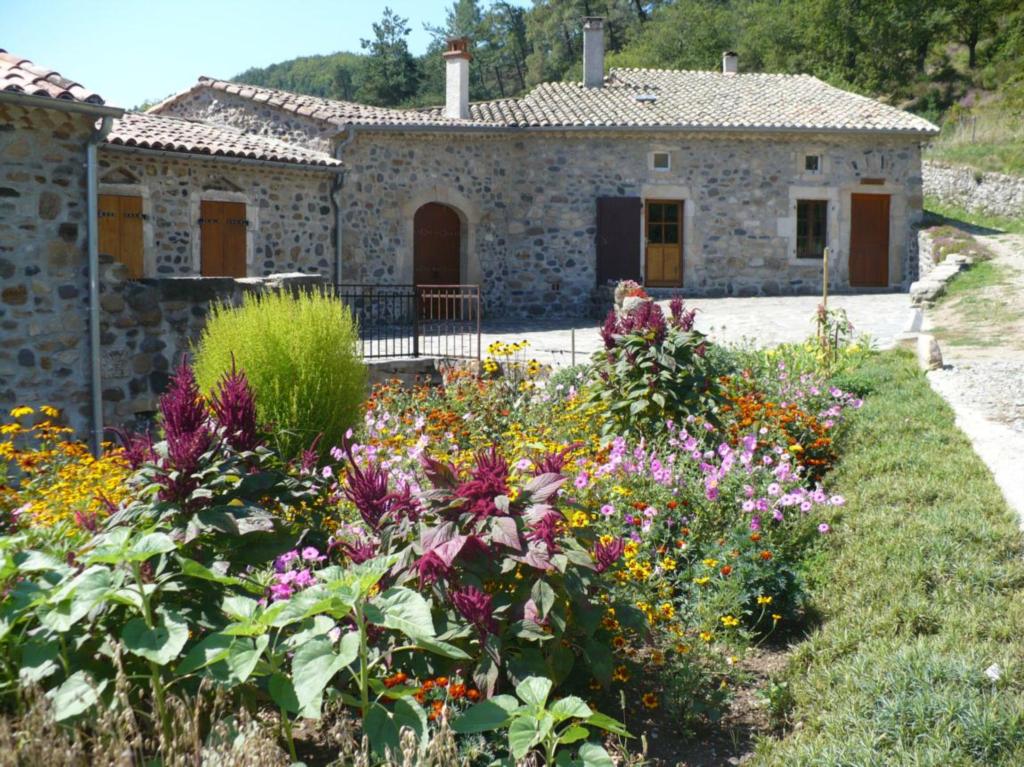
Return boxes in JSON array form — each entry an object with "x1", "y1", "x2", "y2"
[{"x1": 924, "y1": 232, "x2": 1024, "y2": 524}]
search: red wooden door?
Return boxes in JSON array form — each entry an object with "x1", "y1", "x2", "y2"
[
  {"x1": 200, "y1": 200, "x2": 247, "y2": 277},
  {"x1": 849, "y1": 194, "x2": 890, "y2": 287},
  {"x1": 414, "y1": 203, "x2": 461, "y2": 285}
]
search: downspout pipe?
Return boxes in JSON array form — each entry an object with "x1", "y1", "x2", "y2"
[
  {"x1": 87, "y1": 116, "x2": 114, "y2": 456},
  {"x1": 331, "y1": 126, "x2": 357, "y2": 285}
]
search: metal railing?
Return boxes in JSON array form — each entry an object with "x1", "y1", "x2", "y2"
[{"x1": 334, "y1": 283, "x2": 481, "y2": 360}]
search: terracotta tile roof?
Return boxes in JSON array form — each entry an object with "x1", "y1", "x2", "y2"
[
  {"x1": 105, "y1": 112, "x2": 342, "y2": 168},
  {"x1": 0, "y1": 49, "x2": 106, "y2": 104},
  {"x1": 172, "y1": 69, "x2": 937, "y2": 135}
]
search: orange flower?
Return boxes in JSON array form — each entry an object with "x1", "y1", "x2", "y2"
[
  {"x1": 466, "y1": 689, "x2": 480, "y2": 701},
  {"x1": 383, "y1": 672, "x2": 408, "y2": 688},
  {"x1": 750, "y1": 533, "x2": 762, "y2": 542},
  {"x1": 641, "y1": 692, "x2": 659, "y2": 709},
  {"x1": 760, "y1": 550, "x2": 773, "y2": 561},
  {"x1": 435, "y1": 676, "x2": 449, "y2": 687},
  {"x1": 720, "y1": 565, "x2": 732, "y2": 576},
  {"x1": 449, "y1": 683, "x2": 467, "y2": 700}
]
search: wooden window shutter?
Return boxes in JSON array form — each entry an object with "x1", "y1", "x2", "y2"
[
  {"x1": 98, "y1": 194, "x2": 144, "y2": 278},
  {"x1": 200, "y1": 200, "x2": 247, "y2": 277},
  {"x1": 596, "y1": 197, "x2": 642, "y2": 286}
]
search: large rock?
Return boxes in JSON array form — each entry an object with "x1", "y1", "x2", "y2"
[{"x1": 917, "y1": 333, "x2": 943, "y2": 371}]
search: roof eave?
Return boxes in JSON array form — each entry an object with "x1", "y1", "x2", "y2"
[
  {"x1": 0, "y1": 90, "x2": 124, "y2": 118},
  {"x1": 100, "y1": 141, "x2": 344, "y2": 173},
  {"x1": 338, "y1": 121, "x2": 939, "y2": 137}
]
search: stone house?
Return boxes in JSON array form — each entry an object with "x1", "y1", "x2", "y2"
[
  {"x1": 152, "y1": 21, "x2": 939, "y2": 317},
  {"x1": 1, "y1": 50, "x2": 341, "y2": 445}
]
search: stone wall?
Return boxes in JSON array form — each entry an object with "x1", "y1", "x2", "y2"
[
  {"x1": 338, "y1": 131, "x2": 924, "y2": 317},
  {"x1": 98, "y1": 263, "x2": 327, "y2": 429},
  {"x1": 923, "y1": 159, "x2": 1024, "y2": 218},
  {"x1": 97, "y1": 151, "x2": 336, "y2": 278},
  {"x1": 0, "y1": 103, "x2": 94, "y2": 434}
]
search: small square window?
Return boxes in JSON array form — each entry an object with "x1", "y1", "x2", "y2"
[
  {"x1": 804, "y1": 154, "x2": 821, "y2": 174},
  {"x1": 651, "y1": 152, "x2": 671, "y2": 171}
]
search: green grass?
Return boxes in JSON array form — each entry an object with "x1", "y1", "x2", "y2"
[
  {"x1": 924, "y1": 197, "x2": 1024, "y2": 235},
  {"x1": 926, "y1": 140, "x2": 1024, "y2": 178},
  {"x1": 753, "y1": 352, "x2": 1024, "y2": 766},
  {"x1": 931, "y1": 262, "x2": 1023, "y2": 348}
]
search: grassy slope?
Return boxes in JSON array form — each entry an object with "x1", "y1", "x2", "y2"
[
  {"x1": 753, "y1": 351, "x2": 1024, "y2": 766},
  {"x1": 924, "y1": 197, "x2": 1024, "y2": 235},
  {"x1": 927, "y1": 141, "x2": 1024, "y2": 178}
]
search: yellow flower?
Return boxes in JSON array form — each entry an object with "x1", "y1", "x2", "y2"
[
  {"x1": 612, "y1": 665, "x2": 630, "y2": 683},
  {"x1": 693, "y1": 576, "x2": 710, "y2": 586},
  {"x1": 641, "y1": 692, "x2": 659, "y2": 709},
  {"x1": 658, "y1": 602, "x2": 675, "y2": 620},
  {"x1": 700, "y1": 631, "x2": 713, "y2": 642},
  {"x1": 788, "y1": 444, "x2": 804, "y2": 454},
  {"x1": 650, "y1": 649, "x2": 665, "y2": 666},
  {"x1": 720, "y1": 615, "x2": 740, "y2": 628},
  {"x1": 660, "y1": 557, "x2": 676, "y2": 571},
  {"x1": 757, "y1": 595, "x2": 773, "y2": 605},
  {"x1": 623, "y1": 541, "x2": 639, "y2": 560},
  {"x1": 570, "y1": 511, "x2": 589, "y2": 528},
  {"x1": 40, "y1": 405, "x2": 60, "y2": 418},
  {"x1": 702, "y1": 558, "x2": 719, "y2": 568},
  {"x1": 9, "y1": 406, "x2": 34, "y2": 418},
  {"x1": 0, "y1": 423, "x2": 22, "y2": 435},
  {"x1": 772, "y1": 613, "x2": 782, "y2": 622}
]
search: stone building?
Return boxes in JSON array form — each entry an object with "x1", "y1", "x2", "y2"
[
  {"x1": 153, "y1": 23, "x2": 939, "y2": 317},
  {"x1": 1, "y1": 50, "x2": 341, "y2": 445}
]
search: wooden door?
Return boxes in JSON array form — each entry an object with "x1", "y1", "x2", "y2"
[
  {"x1": 98, "y1": 194, "x2": 144, "y2": 278},
  {"x1": 596, "y1": 197, "x2": 642, "y2": 285},
  {"x1": 645, "y1": 200, "x2": 683, "y2": 287},
  {"x1": 414, "y1": 203, "x2": 461, "y2": 285},
  {"x1": 200, "y1": 200, "x2": 247, "y2": 277},
  {"x1": 849, "y1": 194, "x2": 890, "y2": 287}
]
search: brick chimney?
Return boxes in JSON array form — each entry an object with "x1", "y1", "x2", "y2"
[
  {"x1": 583, "y1": 17, "x2": 605, "y2": 89},
  {"x1": 722, "y1": 51, "x2": 738, "y2": 75},
  {"x1": 443, "y1": 37, "x2": 471, "y2": 120}
]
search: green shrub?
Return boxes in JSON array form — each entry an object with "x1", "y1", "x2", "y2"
[{"x1": 194, "y1": 289, "x2": 366, "y2": 459}]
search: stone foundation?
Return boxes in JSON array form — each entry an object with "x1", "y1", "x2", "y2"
[{"x1": 923, "y1": 160, "x2": 1024, "y2": 218}]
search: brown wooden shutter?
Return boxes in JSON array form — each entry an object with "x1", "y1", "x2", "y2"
[
  {"x1": 596, "y1": 197, "x2": 642, "y2": 286},
  {"x1": 200, "y1": 200, "x2": 247, "y2": 277},
  {"x1": 98, "y1": 194, "x2": 144, "y2": 278}
]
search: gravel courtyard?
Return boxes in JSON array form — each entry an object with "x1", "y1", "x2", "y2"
[{"x1": 481, "y1": 292, "x2": 913, "y2": 367}]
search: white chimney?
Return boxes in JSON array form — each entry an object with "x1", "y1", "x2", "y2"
[
  {"x1": 722, "y1": 51, "x2": 738, "y2": 75},
  {"x1": 583, "y1": 17, "x2": 605, "y2": 89},
  {"x1": 443, "y1": 37, "x2": 471, "y2": 120}
]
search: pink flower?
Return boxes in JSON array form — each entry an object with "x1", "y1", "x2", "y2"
[
  {"x1": 600, "y1": 504, "x2": 615, "y2": 517},
  {"x1": 818, "y1": 523, "x2": 831, "y2": 534}
]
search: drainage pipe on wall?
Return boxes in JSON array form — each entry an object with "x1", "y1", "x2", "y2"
[
  {"x1": 331, "y1": 126, "x2": 357, "y2": 285},
  {"x1": 87, "y1": 116, "x2": 114, "y2": 457}
]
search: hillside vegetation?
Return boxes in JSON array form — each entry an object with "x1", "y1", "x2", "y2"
[{"x1": 234, "y1": 0, "x2": 1024, "y2": 130}]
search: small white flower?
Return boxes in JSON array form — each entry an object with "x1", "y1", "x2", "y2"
[{"x1": 985, "y1": 663, "x2": 1002, "y2": 682}]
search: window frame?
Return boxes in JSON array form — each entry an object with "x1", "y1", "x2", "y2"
[
  {"x1": 649, "y1": 151, "x2": 671, "y2": 172},
  {"x1": 795, "y1": 198, "x2": 829, "y2": 260}
]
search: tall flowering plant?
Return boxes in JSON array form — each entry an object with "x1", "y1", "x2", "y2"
[{"x1": 590, "y1": 294, "x2": 722, "y2": 438}]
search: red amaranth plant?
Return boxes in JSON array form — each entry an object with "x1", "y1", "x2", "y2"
[
  {"x1": 157, "y1": 362, "x2": 212, "y2": 506},
  {"x1": 210, "y1": 358, "x2": 261, "y2": 452},
  {"x1": 450, "y1": 585, "x2": 497, "y2": 637},
  {"x1": 454, "y1": 448, "x2": 511, "y2": 520}
]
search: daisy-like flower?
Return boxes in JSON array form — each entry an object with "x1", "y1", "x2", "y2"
[{"x1": 641, "y1": 692, "x2": 659, "y2": 709}]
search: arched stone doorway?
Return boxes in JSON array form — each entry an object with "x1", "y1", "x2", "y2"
[{"x1": 413, "y1": 202, "x2": 461, "y2": 285}]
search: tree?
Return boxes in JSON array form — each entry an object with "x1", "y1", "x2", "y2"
[
  {"x1": 358, "y1": 7, "x2": 420, "y2": 106},
  {"x1": 945, "y1": 0, "x2": 1005, "y2": 68}
]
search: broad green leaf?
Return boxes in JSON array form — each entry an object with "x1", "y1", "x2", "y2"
[
  {"x1": 529, "y1": 580, "x2": 557, "y2": 620},
  {"x1": 577, "y1": 742, "x2": 614, "y2": 767},
  {"x1": 372, "y1": 587, "x2": 435, "y2": 638},
  {"x1": 222, "y1": 595, "x2": 260, "y2": 622},
  {"x1": 122, "y1": 608, "x2": 189, "y2": 665},
  {"x1": 393, "y1": 697, "x2": 428, "y2": 745},
  {"x1": 47, "y1": 671, "x2": 104, "y2": 721},
  {"x1": 515, "y1": 676, "x2": 552, "y2": 708},
  {"x1": 292, "y1": 635, "x2": 351, "y2": 715},
  {"x1": 16, "y1": 550, "x2": 64, "y2": 573},
  {"x1": 508, "y1": 714, "x2": 543, "y2": 760},
  {"x1": 225, "y1": 634, "x2": 269, "y2": 684},
  {"x1": 584, "y1": 712, "x2": 629, "y2": 737},
  {"x1": 176, "y1": 632, "x2": 234, "y2": 675},
  {"x1": 19, "y1": 642, "x2": 60, "y2": 685},
  {"x1": 558, "y1": 724, "x2": 589, "y2": 745},
  {"x1": 549, "y1": 696, "x2": 591, "y2": 721},
  {"x1": 125, "y1": 532, "x2": 177, "y2": 562},
  {"x1": 411, "y1": 635, "x2": 471, "y2": 660},
  {"x1": 177, "y1": 557, "x2": 240, "y2": 585},
  {"x1": 365, "y1": 702, "x2": 400, "y2": 756},
  {"x1": 268, "y1": 672, "x2": 299, "y2": 714},
  {"x1": 451, "y1": 698, "x2": 519, "y2": 733}
]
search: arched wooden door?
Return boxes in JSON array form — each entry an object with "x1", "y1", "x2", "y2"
[{"x1": 414, "y1": 203, "x2": 461, "y2": 285}]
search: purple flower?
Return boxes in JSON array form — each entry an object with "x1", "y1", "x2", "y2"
[
  {"x1": 818, "y1": 523, "x2": 831, "y2": 534},
  {"x1": 527, "y1": 510, "x2": 562, "y2": 553},
  {"x1": 274, "y1": 550, "x2": 299, "y2": 573},
  {"x1": 455, "y1": 448, "x2": 511, "y2": 520},
  {"x1": 450, "y1": 585, "x2": 498, "y2": 636},
  {"x1": 301, "y1": 546, "x2": 324, "y2": 563},
  {"x1": 417, "y1": 550, "x2": 451, "y2": 586},
  {"x1": 156, "y1": 361, "x2": 212, "y2": 506},
  {"x1": 600, "y1": 504, "x2": 615, "y2": 517},
  {"x1": 209, "y1": 358, "x2": 261, "y2": 452}
]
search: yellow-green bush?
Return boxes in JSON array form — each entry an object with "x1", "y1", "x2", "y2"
[{"x1": 194, "y1": 290, "x2": 366, "y2": 459}]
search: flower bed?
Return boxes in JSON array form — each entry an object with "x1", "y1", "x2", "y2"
[{"x1": 0, "y1": 288, "x2": 867, "y2": 765}]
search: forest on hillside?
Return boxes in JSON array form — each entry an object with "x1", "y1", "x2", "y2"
[{"x1": 234, "y1": 0, "x2": 1024, "y2": 127}]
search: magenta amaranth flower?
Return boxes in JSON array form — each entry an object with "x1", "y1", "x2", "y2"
[
  {"x1": 533, "y1": 445, "x2": 576, "y2": 476},
  {"x1": 108, "y1": 427, "x2": 157, "y2": 470},
  {"x1": 342, "y1": 458, "x2": 392, "y2": 529},
  {"x1": 450, "y1": 585, "x2": 498, "y2": 636},
  {"x1": 416, "y1": 550, "x2": 451, "y2": 585},
  {"x1": 669, "y1": 296, "x2": 696, "y2": 331},
  {"x1": 527, "y1": 510, "x2": 563, "y2": 553},
  {"x1": 74, "y1": 509, "x2": 100, "y2": 532},
  {"x1": 594, "y1": 537, "x2": 625, "y2": 573},
  {"x1": 600, "y1": 309, "x2": 619, "y2": 350},
  {"x1": 455, "y1": 448, "x2": 510, "y2": 519},
  {"x1": 209, "y1": 359, "x2": 261, "y2": 452},
  {"x1": 157, "y1": 362, "x2": 212, "y2": 505}
]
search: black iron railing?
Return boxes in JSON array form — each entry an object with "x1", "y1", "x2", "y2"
[{"x1": 334, "y1": 284, "x2": 481, "y2": 360}]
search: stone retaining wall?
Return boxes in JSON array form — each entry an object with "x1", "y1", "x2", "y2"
[
  {"x1": 923, "y1": 159, "x2": 1024, "y2": 218},
  {"x1": 97, "y1": 266, "x2": 328, "y2": 429}
]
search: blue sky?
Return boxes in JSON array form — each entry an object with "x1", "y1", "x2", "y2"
[{"x1": 1, "y1": 0, "x2": 527, "y2": 108}]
